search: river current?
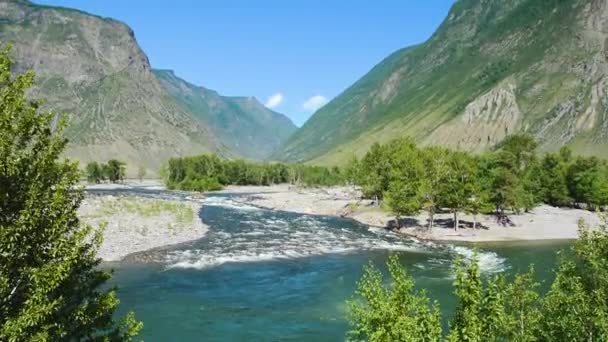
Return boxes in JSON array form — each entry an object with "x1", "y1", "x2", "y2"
[{"x1": 99, "y1": 189, "x2": 567, "y2": 341}]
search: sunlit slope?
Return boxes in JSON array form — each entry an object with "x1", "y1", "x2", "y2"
[
  {"x1": 154, "y1": 69, "x2": 296, "y2": 160},
  {"x1": 275, "y1": 0, "x2": 608, "y2": 164}
]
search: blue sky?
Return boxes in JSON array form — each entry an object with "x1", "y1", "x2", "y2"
[{"x1": 35, "y1": 0, "x2": 455, "y2": 126}]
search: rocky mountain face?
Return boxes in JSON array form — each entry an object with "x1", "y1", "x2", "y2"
[
  {"x1": 154, "y1": 69, "x2": 296, "y2": 160},
  {"x1": 275, "y1": 0, "x2": 608, "y2": 164},
  {"x1": 0, "y1": 0, "x2": 295, "y2": 174}
]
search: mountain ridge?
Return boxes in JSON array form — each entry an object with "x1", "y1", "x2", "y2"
[
  {"x1": 275, "y1": 0, "x2": 608, "y2": 165},
  {"x1": 0, "y1": 0, "x2": 296, "y2": 174},
  {"x1": 153, "y1": 69, "x2": 296, "y2": 160}
]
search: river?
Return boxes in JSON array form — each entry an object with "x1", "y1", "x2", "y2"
[{"x1": 101, "y1": 190, "x2": 568, "y2": 341}]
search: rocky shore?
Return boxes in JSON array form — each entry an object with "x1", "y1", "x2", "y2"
[
  {"x1": 79, "y1": 194, "x2": 208, "y2": 261},
  {"x1": 220, "y1": 184, "x2": 601, "y2": 242}
]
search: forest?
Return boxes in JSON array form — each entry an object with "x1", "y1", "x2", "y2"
[
  {"x1": 347, "y1": 134, "x2": 608, "y2": 229},
  {"x1": 165, "y1": 134, "x2": 608, "y2": 230},
  {"x1": 163, "y1": 154, "x2": 344, "y2": 190}
]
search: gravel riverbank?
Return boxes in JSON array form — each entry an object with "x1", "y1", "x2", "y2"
[
  {"x1": 219, "y1": 184, "x2": 601, "y2": 242},
  {"x1": 79, "y1": 195, "x2": 208, "y2": 261}
]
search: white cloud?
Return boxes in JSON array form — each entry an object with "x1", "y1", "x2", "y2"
[
  {"x1": 265, "y1": 93, "x2": 284, "y2": 109},
  {"x1": 302, "y1": 95, "x2": 328, "y2": 112}
]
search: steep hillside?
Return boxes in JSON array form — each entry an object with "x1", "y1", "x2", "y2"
[
  {"x1": 154, "y1": 69, "x2": 296, "y2": 160},
  {"x1": 0, "y1": 0, "x2": 229, "y2": 174},
  {"x1": 276, "y1": 0, "x2": 608, "y2": 164}
]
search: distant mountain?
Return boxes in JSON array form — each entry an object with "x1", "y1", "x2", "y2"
[
  {"x1": 275, "y1": 0, "x2": 608, "y2": 164},
  {"x1": 154, "y1": 70, "x2": 296, "y2": 160},
  {"x1": 0, "y1": 0, "x2": 295, "y2": 175}
]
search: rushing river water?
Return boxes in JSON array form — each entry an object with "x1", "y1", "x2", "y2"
[{"x1": 100, "y1": 190, "x2": 569, "y2": 341}]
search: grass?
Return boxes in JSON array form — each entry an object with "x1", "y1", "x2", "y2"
[{"x1": 96, "y1": 196, "x2": 194, "y2": 224}]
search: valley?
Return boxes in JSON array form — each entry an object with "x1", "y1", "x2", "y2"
[{"x1": 3, "y1": 0, "x2": 608, "y2": 341}]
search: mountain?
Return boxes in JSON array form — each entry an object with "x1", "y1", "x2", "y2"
[
  {"x1": 0, "y1": 0, "x2": 295, "y2": 175},
  {"x1": 154, "y1": 69, "x2": 296, "y2": 160},
  {"x1": 275, "y1": 0, "x2": 608, "y2": 164}
]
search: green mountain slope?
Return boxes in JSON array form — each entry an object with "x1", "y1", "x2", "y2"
[
  {"x1": 0, "y1": 0, "x2": 227, "y2": 175},
  {"x1": 0, "y1": 0, "x2": 296, "y2": 174},
  {"x1": 275, "y1": 0, "x2": 608, "y2": 164},
  {"x1": 154, "y1": 69, "x2": 296, "y2": 160}
]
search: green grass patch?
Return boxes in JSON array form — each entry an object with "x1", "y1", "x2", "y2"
[{"x1": 96, "y1": 197, "x2": 194, "y2": 224}]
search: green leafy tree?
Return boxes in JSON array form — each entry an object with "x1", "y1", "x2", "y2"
[
  {"x1": 487, "y1": 134, "x2": 540, "y2": 219},
  {"x1": 503, "y1": 269, "x2": 542, "y2": 341},
  {"x1": 0, "y1": 46, "x2": 141, "y2": 341},
  {"x1": 85, "y1": 161, "x2": 103, "y2": 184},
  {"x1": 345, "y1": 156, "x2": 362, "y2": 187},
  {"x1": 419, "y1": 146, "x2": 450, "y2": 230},
  {"x1": 465, "y1": 180, "x2": 493, "y2": 230},
  {"x1": 385, "y1": 139, "x2": 424, "y2": 226},
  {"x1": 347, "y1": 216, "x2": 608, "y2": 341},
  {"x1": 441, "y1": 151, "x2": 477, "y2": 231},
  {"x1": 137, "y1": 165, "x2": 146, "y2": 182},
  {"x1": 540, "y1": 153, "x2": 572, "y2": 207},
  {"x1": 347, "y1": 255, "x2": 442, "y2": 341},
  {"x1": 359, "y1": 142, "x2": 392, "y2": 204},
  {"x1": 104, "y1": 159, "x2": 126, "y2": 183},
  {"x1": 447, "y1": 256, "x2": 483, "y2": 342},
  {"x1": 566, "y1": 156, "x2": 608, "y2": 210},
  {"x1": 479, "y1": 275, "x2": 509, "y2": 340},
  {"x1": 487, "y1": 151, "x2": 524, "y2": 223},
  {"x1": 496, "y1": 133, "x2": 538, "y2": 173},
  {"x1": 541, "y1": 216, "x2": 608, "y2": 340}
]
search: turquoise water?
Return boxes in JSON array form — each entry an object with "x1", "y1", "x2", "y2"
[{"x1": 105, "y1": 192, "x2": 568, "y2": 341}]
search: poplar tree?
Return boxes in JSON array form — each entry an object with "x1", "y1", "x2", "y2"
[
  {"x1": 0, "y1": 46, "x2": 141, "y2": 341},
  {"x1": 347, "y1": 255, "x2": 442, "y2": 341}
]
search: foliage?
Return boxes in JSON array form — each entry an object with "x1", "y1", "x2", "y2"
[
  {"x1": 85, "y1": 159, "x2": 127, "y2": 184},
  {"x1": 348, "y1": 215, "x2": 608, "y2": 340},
  {"x1": 164, "y1": 154, "x2": 346, "y2": 191},
  {"x1": 566, "y1": 156, "x2": 608, "y2": 210},
  {"x1": 384, "y1": 139, "x2": 424, "y2": 222},
  {"x1": 86, "y1": 161, "x2": 103, "y2": 184},
  {"x1": 0, "y1": 46, "x2": 141, "y2": 341},
  {"x1": 541, "y1": 217, "x2": 608, "y2": 340},
  {"x1": 347, "y1": 255, "x2": 442, "y2": 342},
  {"x1": 447, "y1": 256, "x2": 482, "y2": 341},
  {"x1": 440, "y1": 151, "x2": 478, "y2": 230},
  {"x1": 137, "y1": 166, "x2": 146, "y2": 182},
  {"x1": 348, "y1": 134, "x2": 608, "y2": 230},
  {"x1": 104, "y1": 159, "x2": 126, "y2": 183},
  {"x1": 357, "y1": 142, "x2": 393, "y2": 201}
]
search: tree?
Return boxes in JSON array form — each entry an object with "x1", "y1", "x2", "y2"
[
  {"x1": 85, "y1": 161, "x2": 103, "y2": 184},
  {"x1": 441, "y1": 151, "x2": 477, "y2": 231},
  {"x1": 447, "y1": 256, "x2": 483, "y2": 341},
  {"x1": 137, "y1": 165, "x2": 146, "y2": 182},
  {"x1": 359, "y1": 142, "x2": 392, "y2": 204},
  {"x1": 540, "y1": 153, "x2": 571, "y2": 207},
  {"x1": 487, "y1": 151, "x2": 524, "y2": 224},
  {"x1": 385, "y1": 139, "x2": 424, "y2": 226},
  {"x1": 419, "y1": 147, "x2": 450, "y2": 230},
  {"x1": 566, "y1": 156, "x2": 608, "y2": 210},
  {"x1": 486, "y1": 134, "x2": 540, "y2": 220},
  {"x1": 502, "y1": 269, "x2": 542, "y2": 341},
  {"x1": 345, "y1": 156, "x2": 362, "y2": 187},
  {"x1": 495, "y1": 133, "x2": 538, "y2": 173},
  {"x1": 347, "y1": 255, "x2": 442, "y2": 341},
  {"x1": 0, "y1": 46, "x2": 141, "y2": 340},
  {"x1": 541, "y1": 216, "x2": 608, "y2": 340},
  {"x1": 104, "y1": 159, "x2": 126, "y2": 183},
  {"x1": 347, "y1": 216, "x2": 608, "y2": 341}
]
